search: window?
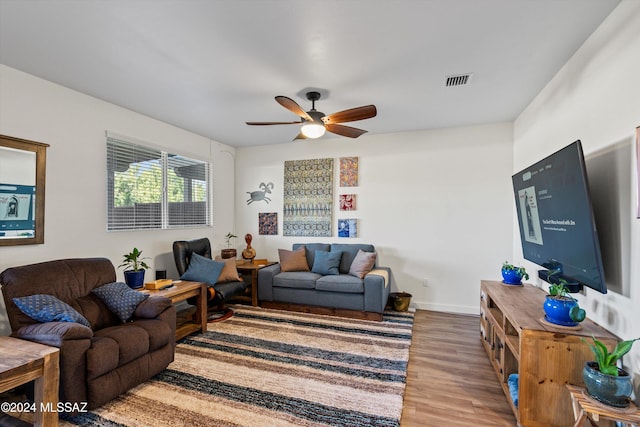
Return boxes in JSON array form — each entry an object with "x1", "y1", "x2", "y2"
[{"x1": 106, "y1": 134, "x2": 211, "y2": 231}]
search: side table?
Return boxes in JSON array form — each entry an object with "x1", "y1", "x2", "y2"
[
  {"x1": 139, "y1": 280, "x2": 207, "y2": 340},
  {"x1": 0, "y1": 336, "x2": 59, "y2": 427},
  {"x1": 567, "y1": 384, "x2": 640, "y2": 427},
  {"x1": 236, "y1": 260, "x2": 277, "y2": 306}
]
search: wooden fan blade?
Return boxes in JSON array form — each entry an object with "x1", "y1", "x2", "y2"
[
  {"x1": 322, "y1": 105, "x2": 377, "y2": 124},
  {"x1": 325, "y1": 123, "x2": 368, "y2": 138},
  {"x1": 246, "y1": 121, "x2": 301, "y2": 125},
  {"x1": 275, "y1": 96, "x2": 313, "y2": 121}
]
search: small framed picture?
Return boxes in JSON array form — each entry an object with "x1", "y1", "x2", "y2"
[{"x1": 339, "y1": 194, "x2": 356, "y2": 211}]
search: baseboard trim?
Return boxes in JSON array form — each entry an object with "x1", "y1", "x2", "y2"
[{"x1": 412, "y1": 301, "x2": 479, "y2": 316}]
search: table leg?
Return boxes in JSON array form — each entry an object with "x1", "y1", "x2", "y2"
[
  {"x1": 196, "y1": 283, "x2": 207, "y2": 333},
  {"x1": 251, "y1": 270, "x2": 259, "y2": 306},
  {"x1": 33, "y1": 350, "x2": 59, "y2": 427}
]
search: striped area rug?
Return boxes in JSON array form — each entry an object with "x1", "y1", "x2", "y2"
[{"x1": 62, "y1": 305, "x2": 414, "y2": 427}]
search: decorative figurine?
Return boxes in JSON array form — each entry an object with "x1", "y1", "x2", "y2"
[{"x1": 242, "y1": 233, "x2": 256, "y2": 263}]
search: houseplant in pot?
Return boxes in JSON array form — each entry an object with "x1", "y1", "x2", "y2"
[
  {"x1": 582, "y1": 336, "x2": 639, "y2": 407},
  {"x1": 220, "y1": 232, "x2": 237, "y2": 259},
  {"x1": 119, "y1": 247, "x2": 150, "y2": 289},
  {"x1": 543, "y1": 279, "x2": 586, "y2": 327},
  {"x1": 501, "y1": 261, "x2": 529, "y2": 285}
]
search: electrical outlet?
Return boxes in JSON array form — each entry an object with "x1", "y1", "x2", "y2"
[{"x1": 422, "y1": 278, "x2": 429, "y2": 287}]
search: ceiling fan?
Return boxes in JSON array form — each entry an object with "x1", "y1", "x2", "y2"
[{"x1": 246, "y1": 91, "x2": 377, "y2": 140}]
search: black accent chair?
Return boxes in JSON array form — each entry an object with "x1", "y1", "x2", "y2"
[{"x1": 173, "y1": 238, "x2": 247, "y2": 321}]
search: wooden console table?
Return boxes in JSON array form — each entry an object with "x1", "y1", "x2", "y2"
[
  {"x1": 139, "y1": 280, "x2": 207, "y2": 340},
  {"x1": 480, "y1": 280, "x2": 618, "y2": 427},
  {"x1": 0, "y1": 336, "x2": 59, "y2": 427}
]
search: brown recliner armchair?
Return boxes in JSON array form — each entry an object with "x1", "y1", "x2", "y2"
[
  {"x1": 0, "y1": 258, "x2": 176, "y2": 410},
  {"x1": 173, "y1": 237, "x2": 247, "y2": 320}
]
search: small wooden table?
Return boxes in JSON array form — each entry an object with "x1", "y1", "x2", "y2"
[
  {"x1": 0, "y1": 336, "x2": 60, "y2": 427},
  {"x1": 567, "y1": 384, "x2": 640, "y2": 427},
  {"x1": 139, "y1": 280, "x2": 207, "y2": 340},
  {"x1": 236, "y1": 260, "x2": 277, "y2": 306}
]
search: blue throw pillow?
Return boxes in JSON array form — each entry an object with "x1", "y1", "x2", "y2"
[
  {"x1": 92, "y1": 281, "x2": 149, "y2": 322},
  {"x1": 13, "y1": 294, "x2": 91, "y2": 327},
  {"x1": 180, "y1": 253, "x2": 224, "y2": 284},
  {"x1": 312, "y1": 250, "x2": 342, "y2": 275}
]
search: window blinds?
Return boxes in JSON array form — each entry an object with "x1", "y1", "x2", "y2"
[{"x1": 106, "y1": 134, "x2": 211, "y2": 231}]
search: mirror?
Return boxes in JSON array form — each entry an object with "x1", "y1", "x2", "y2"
[{"x1": 0, "y1": 135, "x2": 49, "y2": 245}]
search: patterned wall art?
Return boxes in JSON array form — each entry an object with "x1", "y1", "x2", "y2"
[
  {"x1": 283, "y1": 158, "x2": 333, "y2": 237},
  {"x1": 259, "y1": 212, "x2": 278, "y2": 235},
  {"x1": 340, "y1": 156, "x2": 359, "y2": 187},
  {"x1": 339, "y1": 194, "x2": 356, "y2": 211},
  {"x1": 338, "y1": 218, "x2": 358, "y2": 238}
]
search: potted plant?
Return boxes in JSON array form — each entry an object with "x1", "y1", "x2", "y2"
[
  {"x1": 220, "y1": 232, "x2": 237, "y2": 259},
  {"x1": 543, "y1": 275, "x2": 586, "y2": 326},
  {"x1": 501, "y1": 261, "x2": 529, "y2": 285},
  {"x1": 581, "y1": 336, "x2": 639, "y2": 407},
  {"x1": 119, "y1": 247, "x2": 150, "y2": 289}
]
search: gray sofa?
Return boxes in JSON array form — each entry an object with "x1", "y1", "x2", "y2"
[{"x1": 258, "y1": 243, "x2": 392, "y2": 321}]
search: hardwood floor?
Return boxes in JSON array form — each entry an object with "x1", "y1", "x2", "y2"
[{"x1": 401, "y1": 310, "x2": 517, "y2": 426}]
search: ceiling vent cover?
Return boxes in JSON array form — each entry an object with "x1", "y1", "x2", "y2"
[{"x1": 445, "y1": 73, "x2": 473, "y2": 87}]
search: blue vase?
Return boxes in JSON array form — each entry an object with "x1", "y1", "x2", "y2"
[
  {"x1": 543, "y1": 295, "x2": 578, "y2": 326},
  {"x1": 124, "y1": 270, "x2": 145, "y2": 289},
  {"x1": 501, "y1": 268, "x2": 523, "y2": 285},
  {"x1": 583, "y1": 361, "x2": 632, "y2": 408}
]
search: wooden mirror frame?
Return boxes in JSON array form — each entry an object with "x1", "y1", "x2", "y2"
[{"x1": 0, "y1": 135, "x2": 49, "y2": 246}]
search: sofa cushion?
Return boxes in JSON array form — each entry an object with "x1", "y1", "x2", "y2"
[
  {"x1": 181, "y1": 253, "x2": 223, "y2": 284},
  {"x1": 273, "y1": 272, "x2": 321, "y2": 289},
  {"x1": 311, "y1": 250, "x2": 342, "y2": 276},
  {"x1": 130, "y1": 318, "x2": 173, "y2": 351},
  {"x1": 92, "y1": 282, "x2": 149, "y2": 323},
  {"x1": 12, "y1": 294, "x2": 91, "y2": 327},
  {"x1": 92, "y1": 324, "x2": 150, "y2": 368},
  {"x1": 293, "y1": 243, "x2": 331, "y2": 271},
  {"x1": 348, "y1": 250, "x2": 377, "y2": 279},
  {"x1": 331, "y1": 244, "x2": 376, "y2": 274},
  {"x1": 316, "y1": 275, "x2": 364, "y2": 294},
  {"x1": 279, "y1": 247, "x2": 310, "y2": 272}
]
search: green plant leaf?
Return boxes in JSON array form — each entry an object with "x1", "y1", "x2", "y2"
[
  {"x1": 600, "y1": 365, "x2": 619, "y2": 376},
  {"x1": 611, "y1": 338, "x2": 640, "y2": 360}
]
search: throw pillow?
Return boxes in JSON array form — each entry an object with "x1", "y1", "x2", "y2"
[
  {"x1": 13, "y1": 294, "x2": 91, "y2": 327},
  {"x1": 181, "y1": 253, "x2": 224, "y2": 284},
  {"x1": 348, "y1": 250, "x2": 377, "y2": 279},
  {"x1": 279, "y1": 246, "x2": 310, "y2": 272},
  {"x1": 92, "y1": 281, "x2": 149, "y2": 322},
  {"x1": 311, "y1": 250, "x2": 342, "y2": 275},
  {"x1": 216, "y1": 257, "x2": 242, "y2": 282}
]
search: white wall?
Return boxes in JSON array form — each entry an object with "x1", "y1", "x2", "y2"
[
  {"x1": 236, "y1": 122, "x2": 514, "y2": 314},
  {"x1": 0, "y1": 65, "x2": 237, "y2": 335},
  {"x1": 513, "y1": 0, "x2": 640, "y2": 389}
]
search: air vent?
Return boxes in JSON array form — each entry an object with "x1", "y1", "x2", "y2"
[{"x1": 445, "y1": 73, "x2": 473, "y2": 87}]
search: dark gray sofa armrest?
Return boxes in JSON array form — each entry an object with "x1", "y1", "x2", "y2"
[
  {"x1": 258, "y1": 263, "x2": 281, "y2": 301},
  {"x1": 14, "y1": 321, "x2": 94, "y2": 348},
  {"x1": 363, "y1": 266, "x2": 393, "y2": 313}
]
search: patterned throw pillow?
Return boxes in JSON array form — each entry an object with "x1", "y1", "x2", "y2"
[
  {"x1": 12, "y1": 294, "x2": 91, "y2": 327},
  {"x1": 311, "y1": 250, "x2": 342, "y2": 275},
  {"x1": 278, "y1": 246, "x2": 310, "y2": 272},
  {"x1": 181, "y1": 253, "x2": 224, "y2": 284},
  {"x1": 348, "y1": 249, "x2": 377, "y2": 279},
  {"x1": 92, "y1": 281, "x2": 149, "y2": 322}
]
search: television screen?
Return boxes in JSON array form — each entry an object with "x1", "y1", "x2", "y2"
[{"x1": 512, "y1": 140, "x2": 606, "y2": 294}]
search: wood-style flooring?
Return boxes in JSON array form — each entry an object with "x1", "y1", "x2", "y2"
[{"x1": 401, "y1": 310, "x2": 517, "y2": 426}]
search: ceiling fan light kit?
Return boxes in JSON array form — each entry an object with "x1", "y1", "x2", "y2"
[{"x1": 246, "y1": 91, "x2": 376, "y2": 141}]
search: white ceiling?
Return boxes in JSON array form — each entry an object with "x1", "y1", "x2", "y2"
[{"x1": 0, "y1": 0, "x2": 621, "y2": 147}]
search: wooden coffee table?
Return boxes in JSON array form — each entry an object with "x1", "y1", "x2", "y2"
[
  {"x1": 139, "y1": 280, "x2": 207, "y2": 340},
  {"x1": 236, "y1": 260, "x2": 277, "y2": 306},
  {"x1": 0, "y1": 336, "x2": 59, "y2": 427}
]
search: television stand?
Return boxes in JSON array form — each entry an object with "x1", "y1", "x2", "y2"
[{"x1": 480, "y1": 280, "x2": 617, "y2": 427}]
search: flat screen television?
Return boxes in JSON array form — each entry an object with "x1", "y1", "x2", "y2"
[{"x1": 512, "y1": 140, "x2": 607, "y2": 294}]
